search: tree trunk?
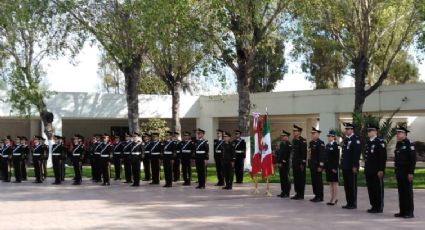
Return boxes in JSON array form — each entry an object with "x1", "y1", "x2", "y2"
[
  {"x1": 124, "y1": 63, "x2": 141, "y2": 133},
  {"x1": 39, "y1": 103, "x2": 54, "y2": 140},
  {"x1": 353, "y1": 55, "x2": 368, "y2": 114},
  {"x1": 236, "y1": 63, "x2": 253, "y2": 136},
  {"x1": 171, "y1": 81, "x2": 181, "y2": 134}
]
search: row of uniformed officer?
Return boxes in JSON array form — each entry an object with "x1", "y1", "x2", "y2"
[{"x1": 214, "y1": 129, "x2": 246, "y2": 186}]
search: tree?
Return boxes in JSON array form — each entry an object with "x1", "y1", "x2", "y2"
[
  {"x1": 0, "y1": 0, "x2": 81, "y2": 139},
  {"x1": 55, "y1": 0, "x2": 150, "y2": 133},
  {"x1": 299, "y1": 0, "x2": 422, "y2": 113},
  {"x1": 368, "y1": 51, "x2": 420, "y2": 85},
  {"x1": 140, "y1": 118, "x2": 169, "y2": 140},
  {"x1": 298, "y1": 33, "x2": 348, "y2": 89},
  {"x1": 97, "y1": 52, "x2": 168, "y2": 94},
  {"x1": 144, "y1": 0, "x2": 211, "y2": 134},
  {"x1": 98, "y1": 51, "x2": 124, "y2": 94},
  {"x1": 250, "y1": 36, "x2": 287, "y2": 92},
  {"x1": 206, "y1": 0, "x2": 292, "y2": 136}
]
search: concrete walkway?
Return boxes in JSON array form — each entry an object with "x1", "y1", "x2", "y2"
[{"x1": 0, "y1": 178, "x2": 423, "y2": 230}]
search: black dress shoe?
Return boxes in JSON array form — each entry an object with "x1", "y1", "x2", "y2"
[
  {"x1": 310, "y1": 197, "x2": 318, "y2": 202},
  {"x1": 163, "y1": 184, "x2": 172, "y2": 188},
  {"x1": 394, "y1": 213, "x2": 403, "y2": 217},
  {"x1": 72, "y1": 182, "x2": 81, "y2": 185},
  {"x1": 277, "y1": 193, "x2": 284, "y2": 198},
  {"x1": 403, "y1": 214, "x2": 414, "y2": 219},
  {"x1": 342, "y1": 205, "x2": 356, "y2": 209},
  {"x1": 13, "y1": 181, "x2": 22, "y2": 183},
  {"x1": 52, "y1": 182, "x2": 61, "y2": 185},
  {"x1": 282, "y1": 194, "x2": 290, "y2": 198},
  {"x1": 215, "y1": 183, "x2": 224, "y2": 186},
  {"x1": 182, "y1": 182, "x2": 191, "y2": 186},
  {"x1": 131, "y1": 184, "x2": 139, "y2": 187},
  {"x1": 195, "y1": 186, "x2": 205, "y2": 189},
  {"x1": 290, "y1": 195, "x2": 299, "y2": 200}
]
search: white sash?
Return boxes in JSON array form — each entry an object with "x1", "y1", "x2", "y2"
[
  {"x1": 196, "y1": 139, "x2": 207, "y2": 151},
  {"x1": 215, "y1": 140, "x2": 223, "y2": 152}
]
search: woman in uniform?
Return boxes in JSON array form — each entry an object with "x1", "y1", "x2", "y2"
[{"x1": 325, "y1": 130, "x2": 340, "y2": 205}]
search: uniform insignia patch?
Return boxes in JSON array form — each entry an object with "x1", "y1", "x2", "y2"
[
  {"x1": 402, "y1": 146, "x2": 406, "y2": 149},
  {"x1": 411, "y1": 146, "x2": 415, "y2": 150},
  {"x1": 381, "y1": 143, "x2": 385, "y2": 148},
  {"x1": 356, "y1": 140, "x2": 360, "y2": 144}
]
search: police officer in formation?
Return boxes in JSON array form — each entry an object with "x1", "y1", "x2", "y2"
[
  {"x1": 194, "y1": 128, "x2": 209, "y2": 189},
  {"x1": 99, "y1": 134, "x2": 113, "y2": 186},
  {"x1": 394, "y1": 126, "x2": 416, "y2": 218},
  {"x1": 12, "y1": 136, "x2": 25, "y2": 183},
  {"x1": 213, "y1": 129, "x2": 224, "y2": 186},
  {"x1": 364, "y1": 124, "x2": 387, "y2": 213},
  {"x1": 1, "y1": 136, "x2": 12, "y2": 182},
  {"x1": 142, "y1": 133, "x2": 152, "y2": 181},
  {"x1": 112, "y1": 135, "x2": 123, "y2": 181},
  {"x1": 149, "y1": 132, "x2": 162, "y2": 185},
  {"x1": 0, "y1": 139, "x2": 3, "y2": 180},
  {"x1": 162, "y1": 131, "x2": 176, "y2": 187},
  {"x1": 277, "y1": 130, "x2": 292, "y2": 198},
  {"x1": 309, "y1": 127, "x2": 326, "y2": 202},
  {"x1": 89, "y1": 134, "x2": 102, "y2": 183},
  {"x1": 122, "y1": 133, "x2": 134, "y2": 183},
  {"x1": 291, "y1": 125, "x2": 307, "y2": 200},
  {"x1": 233, "y1": 130, "x2": 246, "y2": 184},
  {"x1": 20, "y1": 136, "x2": 29, "y2": 181},
  {"x1": 172, "y1": 132, "x2": 181, "y2": 182},
  {"x1": 180, "y1": 131, "x2": 195, "y2": 185},
  {"x1": 71, "y1": 134, "x2": 85, "y2": 185},
  {"x1": 130, "y1": 132, "x2": 144, "y2": 187},
  {"x1": 341, "y1": 122, "x2": 361, "y2": 209},
  {"x1": 52, "y1": 135, "x2": 67, "y2": 185},
  {"x1": 325, "y1": 130, "x2": 340, "y2": 205},
  {"x1": 220, "y1": 131, "x2": 235, "y2": 190},
  {"x1": 32, "y1": 136, "x2": 47, "y2": 183},
  {"x1": 42, "y1": 138, "x2": 49, "y2": 180}
]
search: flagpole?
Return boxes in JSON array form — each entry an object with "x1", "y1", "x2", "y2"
[
  {"x1": 251, "y1": 174, "x2": 260, "y2": 194},
  {"x1": 265, "y1": 176, "x2": 272, "y2": 196}
]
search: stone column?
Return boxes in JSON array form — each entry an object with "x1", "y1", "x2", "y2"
[
  {"x1": 319, "y1": 112, "x2": 338, "y2": 140},
  {"x1": 196, "y1": 116, "x2": 218, "y2": 162}
]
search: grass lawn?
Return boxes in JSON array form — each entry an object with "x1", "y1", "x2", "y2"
[{"x1": 21, "y1": 164, "x2": 425, "y2": 189}]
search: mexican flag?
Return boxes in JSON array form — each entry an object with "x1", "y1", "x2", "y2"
[
  {"x1": 250, "y1": 113, "x2": 262, "y2": 176},
  {"x1": 261, "y1": 114, "x2": 273, "y2": 177}
]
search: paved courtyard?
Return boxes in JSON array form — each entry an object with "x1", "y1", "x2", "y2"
[{"x1": 0, "y1": 178, "x2": 423, "y2": 230}]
